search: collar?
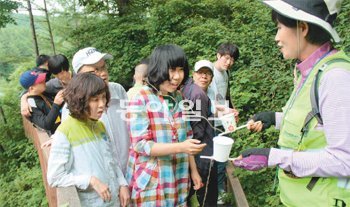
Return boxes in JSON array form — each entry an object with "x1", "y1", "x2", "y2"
[
  {"x1": 296, "y1": 42, "x2": 336, "y2": 78},
  {"x1": 133, "y1": 82, "x2": 143, "y2": 87}
]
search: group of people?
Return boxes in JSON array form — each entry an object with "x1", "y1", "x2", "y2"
[{"x1": 19, "y1": 0, "x2": 350, "y2": 206}]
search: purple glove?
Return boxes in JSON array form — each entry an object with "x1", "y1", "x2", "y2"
[{"x1": 233, "y1": 148, "x2": 270, "y2": 171}]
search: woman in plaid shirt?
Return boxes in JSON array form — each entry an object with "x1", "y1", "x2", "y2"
[{"x1": 126, "y1": 44, "x2": 207, "y2": 206}]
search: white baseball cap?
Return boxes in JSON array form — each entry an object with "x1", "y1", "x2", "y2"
[
  {"x1": 72, "y1": 47, "x2": 113, "y2": 73},
  {"x1": 194, "y1": 60, "x2": 214, "y2": 73},
  {"x1": 263, "y1": 0, "x2": 343, "y2": 43}
]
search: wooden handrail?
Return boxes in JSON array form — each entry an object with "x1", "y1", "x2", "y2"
[
  {"x1": 226, "y1": 161, "x2": 249, "y2": 207},
  {"x1": 22, "y1": 117, "x2": 81, "y2": 207}
]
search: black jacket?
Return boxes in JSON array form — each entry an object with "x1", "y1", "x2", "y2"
[
  {"x1": 182, "y1": 79, "x2": 215, "y2": 175},
  {"x1": 28, "y1": 95, "x2": 62, "y2": 135}
]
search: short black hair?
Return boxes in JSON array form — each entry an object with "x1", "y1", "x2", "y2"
[
  {"x1": 48, "y1": 54, "x2": 70, "y2": 75},
  {"x1": 36, "y1": 54, "x2": 50, "y2": 67},
  {"x1": 272, "y1": 10, "x2": 331, "y2": 45},
  {"x1": 217, "y1": 42, "x2": 240, "y2": 61},
  {"x1": 147, "y1": 44, "x2": 190, "y2": 91}
]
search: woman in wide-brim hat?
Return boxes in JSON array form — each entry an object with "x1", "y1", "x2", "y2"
[{"x1": 233, "y1": 0, "x2": 350, "y2": 206}]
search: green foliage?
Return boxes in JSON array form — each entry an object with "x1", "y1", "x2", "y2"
[
  {"x1": 0, "y1": 0, "x2": 349, "y2": 206},
  {"x1": 0, "y1": 63, "x2": 47, "y2": 206},
  {"x1": 0, "y1": 0, "x2": 19, "y2": 28}
]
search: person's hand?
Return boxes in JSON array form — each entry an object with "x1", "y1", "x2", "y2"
[
  {"x1": 247, "y1": 119, "x2": 263, "y2": 132},
  {"x1": 119, "y1": 186, "x2": 130, "y2": 207},
  {"x1": 90, "y1": 176, "x2": 111, "y2": 202},
  {"x1": 232, "y1": 108, "x2": 239, "y2": 123},
  {"x1": 233, "y1": 148, "x2": 271, "y2": 171},
  {"x1": 180, "y1": 139, "x2": 206, "y2": 155},
  {"x1": 20, "y1": 93, "x2": 32, "y2": 117},
  {"x1": 250, "y1": 111, "x2": 275, "y2": 131},
  {"x1": 41, "y1": 138, "x2": 53, "y2": 149},
  {"x1": 191, "y1": 170, "x2": 204, "y2": 190},
  {"x1": 53, "y1": 90, "x2": 64, "y2": 106},
  {"x1": 215, "y1": 105, "x2": 233, "y2": 117}
]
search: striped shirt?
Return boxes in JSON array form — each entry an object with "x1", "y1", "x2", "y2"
[
  {"x1": 126, "y1": 86, "x2": 193, "y2": 207},
  {"x1": 269, "y1": 42, "x2": 350, "y2": 177}
]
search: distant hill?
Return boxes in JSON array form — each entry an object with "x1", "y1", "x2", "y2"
[{"x1": 0, "y1": 13, "x2": 65, "y2": 78}]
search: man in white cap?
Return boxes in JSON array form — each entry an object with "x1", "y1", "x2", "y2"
[
  {"x1": 234, "y1": 0, "x2": 350, "y2": 206},
  {"x1": 61, "y1": 47, "x2": 130, "y2": 205},
  {"x1": 182, "y1": 60, "x2": 218, "y2": 206}
]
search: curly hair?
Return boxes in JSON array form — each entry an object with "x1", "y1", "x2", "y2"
[{"x1": 64, "y1": 73, "x2": 110, "y2": 121}]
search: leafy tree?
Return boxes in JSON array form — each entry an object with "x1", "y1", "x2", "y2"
[
  {"x1": 0, "y1": 0, "x2": 349, "y2": 206},
  {"x1": 0, "y1": 0, "x2": 19, "y2": 28},
  {"x1": 0, "y1": 63, "x2": 47, "y2": 206}
]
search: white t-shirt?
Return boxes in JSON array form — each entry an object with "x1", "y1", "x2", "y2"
[
  {"x1": 207, "y1": 67, "x2": 229, "y2": 127},
  {"x1": 208, "y1": 66, "x2": 228, "y2": 102}
]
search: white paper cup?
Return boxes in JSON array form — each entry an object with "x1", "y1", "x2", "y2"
[
  {"x1": 219, "y1": 113, "x2": 237, "y2": 133},
  {"x1": 213, "y1": 136, "x2": 234, "y2": 162}
]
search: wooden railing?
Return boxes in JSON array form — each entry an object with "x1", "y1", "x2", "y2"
[
  {"x1": 22, "y1": 117, "x2": 81, "y2": 207},
  {"x1": 226, "y1": 161, "x2": 249, "y2": 207},
  {"x1": 23, "y1": 116, "x2": 248, "y2": 207}
]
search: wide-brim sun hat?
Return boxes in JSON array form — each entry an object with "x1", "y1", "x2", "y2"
[
  {"x1": 263, "y1": 0, "x2": 343, "y2": 43},
  {"x1": 72, "y1": 47, "x2": 113, "y2": 73}
]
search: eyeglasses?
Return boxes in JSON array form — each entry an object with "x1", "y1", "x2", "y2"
[
  {"x1": 196, "y1": 71, "x2": 213, "y2": 77},
  {"x1": 84, "y1": 63, "x2": 108, "y2": 75},
  {"x1": 222, "y1": 55, "x2": 234, "y2": 64}
]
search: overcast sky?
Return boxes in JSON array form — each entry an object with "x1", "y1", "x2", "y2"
[{"x1": 16, "y1": 0, "x2": 62, "y2": 16}]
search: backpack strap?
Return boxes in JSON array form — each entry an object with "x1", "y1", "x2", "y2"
[
  {"x1": 300, "y1": 58, "x2": 350, "y2": 191},
  {"x1": 301, "y1": 58, "x2": 350, "y2": 134}
]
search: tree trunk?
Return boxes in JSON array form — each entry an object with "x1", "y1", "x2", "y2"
[
  {"x1": 27, "y1": 0, "x2": 39, "y2": 57},
  {"x1": 106, "y1": 0, "x2": 109, "y2": 14},
  {"x1": 117, "y1": 0, "x2": 130, "y2": 16},
  {"x1": 43, "y1": 0, "x2": 56, "y2": 54}
]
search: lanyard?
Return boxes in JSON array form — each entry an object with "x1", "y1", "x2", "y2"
[{"x1": 158, "y1": 94, "x2": 179, "y2": 141}]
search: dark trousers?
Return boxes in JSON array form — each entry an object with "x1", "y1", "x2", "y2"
[
  {"x1": 215, "y1": 126, "x2": 227, "y2": 193},
  {"x1": 188, "y1": 161, "x2": 218, "y2": 207}
]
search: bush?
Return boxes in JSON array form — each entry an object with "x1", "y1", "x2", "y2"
[{"x1": 0, "y1": 63, "x2": 47, "y2": 206}]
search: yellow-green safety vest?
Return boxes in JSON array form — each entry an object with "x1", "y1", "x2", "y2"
[{"x1": 278, "y1": 51, "x2": 350, "y2": 207}]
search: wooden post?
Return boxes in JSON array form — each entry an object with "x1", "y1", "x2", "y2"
[
  {"x1": 43, "y1": 0, "x2": 56, "y2": 55},
  {"x1": 226, "y1": 161, "x2": 249, "y2": 207},
  {"x1": 0, "y1": 106, "x2": 7, "y2": 124},
  {"x1": 27, "y1": 0, "x2": 39, "y2": 57}
]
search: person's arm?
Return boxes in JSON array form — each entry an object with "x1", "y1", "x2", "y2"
[
  {"x1": 47, "y1": 131, "x2": 112, "y2": 201},
  {"x1": 269, "y1": 68, "x2": 350, "y2": 177},
  {"x1": 128, "y1": 96, "x2": 205, "y2": 157},
  {"x1": 30, "y1": 92, "x2": 63, "y2": 131},
  {"x1": 189, "y1": 155, "x2": 203, "y2": 190},
  {"x1": 20, "y1": 92, "x2": 31, "y2": 117},
  {"x1": 187, "y1": 92, "x2": 208, "y2": 141},
  {"x1": 30, "y1": 105, "x2": 60, "y2": 131},
  {"x1": 275, "y1": 112, "x2": 284, "y2": 129},
  {"x1": 150, "y1": 139, "x2": 205, "y2": 156},
  {"x1": 115, "y1": 164, "x2": 130, "y2": 207}
]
